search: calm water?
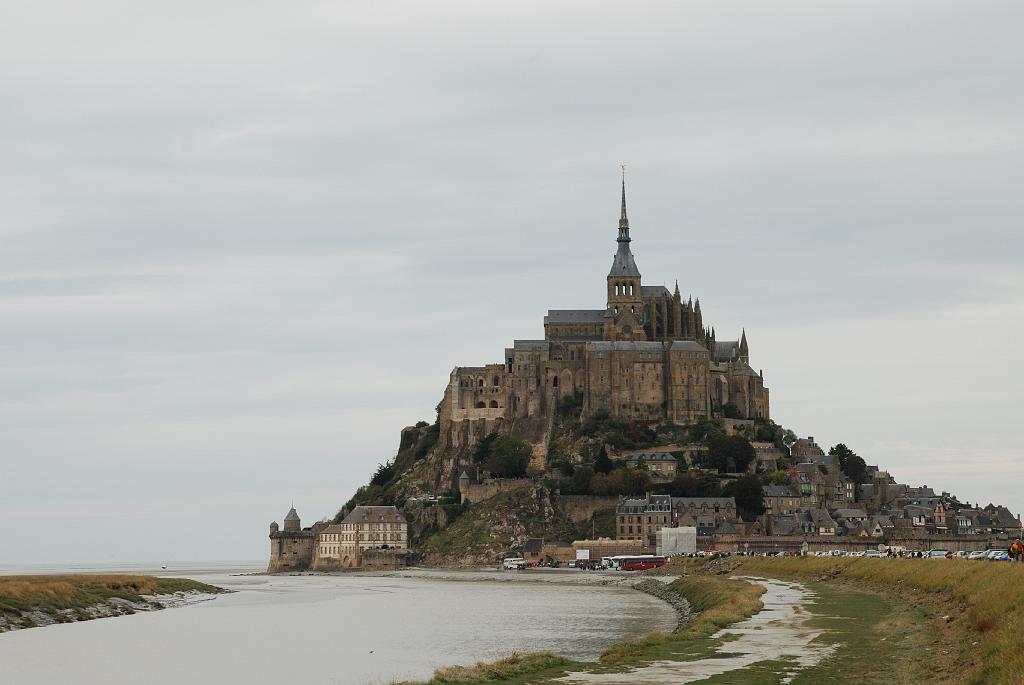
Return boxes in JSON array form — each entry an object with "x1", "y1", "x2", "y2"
[{"x1": 0, "y1": 567, "x2": 676, "y2": 685}]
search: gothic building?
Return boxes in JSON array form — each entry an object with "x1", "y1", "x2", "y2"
[{"x1": 439, "y1": 179, "x2": 769, "y2": 454}]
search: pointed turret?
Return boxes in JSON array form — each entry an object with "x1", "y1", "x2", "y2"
[
  {"x1": 739, "y1": 328, "x2": 749, "y2": 363},
  {"x1": 694, "y1": 298, "x2": 703, "y2": 340}
]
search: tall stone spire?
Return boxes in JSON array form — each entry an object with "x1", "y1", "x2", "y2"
[
  {"x1": 608, "y1": 166, "x2": 640, "y2": 278},
  {"x1": 618, "y1": 167, "x2": 630, "y2": 243}
]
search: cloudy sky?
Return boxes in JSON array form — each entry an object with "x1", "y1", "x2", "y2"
[{"x1": 2, "y1": 1, "x2": 1022, "y2": 564}]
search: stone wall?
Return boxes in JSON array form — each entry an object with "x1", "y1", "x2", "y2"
[
  {"x1": 267, "y1": 532, "x2": 314, "y2": 573},
  {"x1": 362, "y1": 550, "x2": 408, "y2": 571},
  {"x1": 459, "y1": 477, "x2": 533, "y2": 504},
  {"x1": 555, "y1": 495, "x2": 620, "y2": 524},
  {"x1": 704, "y1": 533, "x2": 1010, "y2": 554}
]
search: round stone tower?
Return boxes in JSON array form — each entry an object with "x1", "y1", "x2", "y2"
[{"x1": 270, "y1": 521, "x2": 279, "y2": 534}]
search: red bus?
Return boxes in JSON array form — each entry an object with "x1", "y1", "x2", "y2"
[{"x1": 613, "y1": 555, "x2": 667, "y2": 571}]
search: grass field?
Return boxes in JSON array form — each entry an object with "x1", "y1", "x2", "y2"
[
  {"x1": 738, "y1": 556, "x2": 1024, "y2": 685},
  {"x1": 0, "y1": 574, "x2": 222, "y2": 616}
]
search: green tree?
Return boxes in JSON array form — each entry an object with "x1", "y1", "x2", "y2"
[
  {"x1": 484, "y1": 434, "x2": 531, "y2": 477},
  {"x1": 667, "y1": 472, "x2": 721, "y2": 497},
  {"x1": 370, "y1": 461, "x2": 395, "y2": 486},
  {"x1": 722, "y1": 474, "x2": 766, "y2": 521},
  {"x1": 707, "y1": 434, "x2": 756, "y2": 473},
  {"x1": 593, "y1": 444, "x2": 614, "y2": 474},
  {"x1": 830, "y1": 443, "x2": 868, "y2": 486},
  {"x1": 472, "y1": 432, "x2": 498, "y2": 464},
  {"x1": 572, "y1": 465, "x2": 593, "y2": 495},
  {"x1": 687, "y1": 416, "x2": 724, "y2": 442},
  {"x1": 769, "y1": 470, "x2": 790, "y2": 485}
]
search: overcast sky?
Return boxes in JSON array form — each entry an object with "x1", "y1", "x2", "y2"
[{"x1": 2, "y1": 1, "x2": 1022, "y2": 564}]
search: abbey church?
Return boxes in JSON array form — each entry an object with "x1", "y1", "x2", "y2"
[{"x1": 438, "y1": 179, "x2": 770, "y2": 454}]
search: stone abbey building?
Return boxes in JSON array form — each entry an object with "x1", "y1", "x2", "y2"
[{"x1": 439, "y1": 180, "x2": 770, "y2": 455}]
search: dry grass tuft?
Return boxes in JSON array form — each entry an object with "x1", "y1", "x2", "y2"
[{"x1": 417, "y1": 652, "x2": 570, "y2": 684}]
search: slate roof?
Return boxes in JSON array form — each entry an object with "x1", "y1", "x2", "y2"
[
  {"x1": 341, "y1": 505, "x2": 403, "y2": 524},
  {"x1": 769, "y1": 514, "x2": 799, "y2": 536},
  {"x1": 763, "y1": 485, "x2": 797, "y2": 498},
  {"x1": 512, "y1": 340, "x2": 549, "y2": 352},
  {"x1": 284, "y1": 507, "x2": 300, "y2": 521},
  {"x1": 609, "y1": 242, "x2": 641, "y2": 278},
  {"x1": 624, "y1": 452, "x2": 679, "y2": 463},
  {"x1": 641, "y1": 285, "x2": 671, "y2": 298},
  {"x1": 617, "y1": 498, "x2": 648, "y2": 514},
  {"x1": 544, "y1": 310, "x2": 606, "y2": 324},
  {"x1": 833, "y1": 509, "x2": 869, "y2": 519},
  {"x1": 810, "y1": 509, "x2": 837, "y2": 528},
  {"x1": 671, "y1": 497, "x2": 736, "y2": 510},
  {"x1": 592, "y1": 341, "x2": 665, "y2": 353}
]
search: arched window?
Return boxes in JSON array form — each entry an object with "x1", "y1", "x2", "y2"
[
  {"x1": 478, "y1": 379, "x2": 484, "y2": 387},
  {"x1": 492, "y1": 376, "x2": 499, "y2": 386},
  {"x1": 476, "y1": 401, "x2": 486, "y2": 408},
  {"x1": 489, "y1": 400, "x2": 498, "y2": 408}
]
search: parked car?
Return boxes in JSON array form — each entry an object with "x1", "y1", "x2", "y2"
[
  {"x1": 864, "y1": 550, "x2": 882, "y2": 558},
  {"x1": 989, "y1": 551, "x2": 1011, "y2": 561},
  {"x1": 928, "y1": 550, "x2": 950, "y2": 558},
  {"x1": 967, "y1": 550, "x2": 989, "y2": 560},
  {"x1": 985, "y1": 549, "x2": 1005, "y2": 560},
  {"x1": 502, "y1": 557, "x2": 528, "y2": 570}
]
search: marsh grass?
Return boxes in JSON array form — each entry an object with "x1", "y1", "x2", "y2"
[
  {"x1": 394, "y1": 652, "x2": 576, "y2": 685},
  {"x1": 0, "y1": 575, "x2": 222, "y2": 615},
  {"x1": 739, "y1": 557, "x2": 1024, "y2": 685}
]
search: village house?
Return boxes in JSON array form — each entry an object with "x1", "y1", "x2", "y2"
[
  {"x1": 315, "y1": 505, "x2": 408, "y2": 570},
  {"x1": 762, "y1": 484, "x2": 800, "y2": 515},
  {"x1": 790, "y1": 436, "x2": 825, "y2": 461},
  {"x1": 615, "y1": 493, "x2": 738, "y2": 547},
  {"x1": 621, "y1": 452, "x2": 679, "y2": 481}
]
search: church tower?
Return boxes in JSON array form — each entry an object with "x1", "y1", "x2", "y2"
[{"x1": 606, "y1": 173, "x2": 644, "y2": 339}]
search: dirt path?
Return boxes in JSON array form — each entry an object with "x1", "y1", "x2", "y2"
[{"x1": 557, "y1": 576, "x2": 837, "y2": 685}]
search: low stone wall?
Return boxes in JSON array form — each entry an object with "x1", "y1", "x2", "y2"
[
  {"x1": 632, "y1": 579, "x2": 692, "y2": 632},
  {"x1": 362, "y1": 550, "x2": 408, "y2": 571},
  {"x1": 460, "y1": 478, "x2": 532, "y2": 504},
  {"x1": 704, "y1": 533, "x2": 1008, "y2": 554}
]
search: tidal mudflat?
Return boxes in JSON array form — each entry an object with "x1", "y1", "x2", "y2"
[{"x1": 0, "y1": 568, "x2": 676, "y2": 685}]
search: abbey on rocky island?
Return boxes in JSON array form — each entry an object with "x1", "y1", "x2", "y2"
[{"x1": 439, "y1": 178, "x2": 770, "y2": 455}]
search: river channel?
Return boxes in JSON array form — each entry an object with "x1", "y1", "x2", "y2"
[{"x1": 0, "y1": 567, "x2": 677, "y2": 685}]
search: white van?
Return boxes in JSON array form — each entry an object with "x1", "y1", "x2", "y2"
[{"x1": 502, "y1": 557, "x2": 527, "y2": 570}]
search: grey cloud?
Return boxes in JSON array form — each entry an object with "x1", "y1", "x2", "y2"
[{"x1": 1, "y1": 1, "x2": 1022, "y2": 563}]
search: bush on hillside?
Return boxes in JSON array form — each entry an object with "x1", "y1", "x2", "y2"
[{"x1": 483, "y1": 434, "x2": 531, "y2": 478}]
